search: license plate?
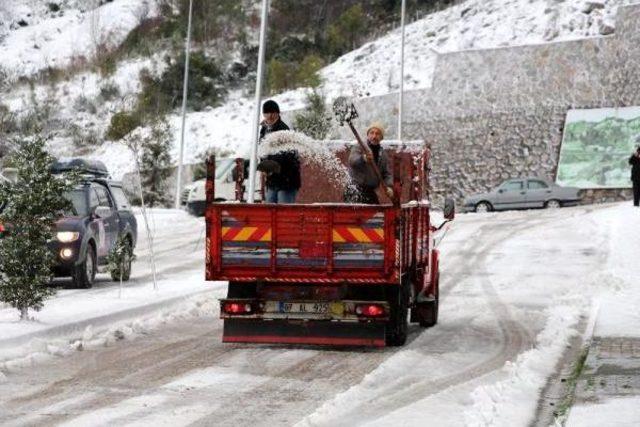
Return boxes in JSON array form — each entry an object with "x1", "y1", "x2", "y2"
[{"x1": 280, "y1": 302, "x2": 329, "y2": 314}]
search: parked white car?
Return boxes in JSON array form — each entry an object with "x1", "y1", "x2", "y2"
[{"x1": 186, "y1": 159, "x2": 237, "y2": 216}]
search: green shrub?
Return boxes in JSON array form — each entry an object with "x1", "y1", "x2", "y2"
[
  {"x1": 267, "y1": 54, "x2": 324, "y2": 93},
  {"x1": 328, "y1": 5, "x2": 367, "y2": 57},
  {"x1": 73, "y1": 95, "x2": 97, "y2": 114},
  {"x1": 136, "y1": 68, "x2": 172, "y2": 119},
  {"x1": 138, "y1": 53, "x2": 227, "y2": 113},
  {"x1": 119, "y1": 17, "x2": 167, "y2": 57},
  {"x1": 99, "y1": 82, "x2": 120, "y2": 101},
  {"x1": 267, "y1": 59, "x2": 293, "y2": 93},
  {"x1": 0, "y1": 104, "x2": 18, "y2": 136},
  {"x1": 138, "y1": 120, "x2": 173, "y2": 207},
  {"x1": 69, "y1": 124, "x2": 100, "y2": 149},
  {"x1": 296, "y1": 55, "x2": 324, "y2": 88},
  {"x1": 293, "y1": 91, "x2": 332, "y2": 139},
  {"x1": 107, "y1": 111, "x2": 141, "y2": 140}
]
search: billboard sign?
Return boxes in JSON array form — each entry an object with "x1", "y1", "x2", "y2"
[{"x1": 557, "y1": 107, "x2": 640, "y2": 189}]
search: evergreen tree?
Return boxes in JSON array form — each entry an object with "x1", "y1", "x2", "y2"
[
  {"x1": 0, "y1": 136, "x2": 76, "y2": 320},
  {"x1": 294, "y1": 91, "x2": 333, "y2": 139},
  {"x1": 139, "y1": 120, "x2": 173, "y2": 207}
]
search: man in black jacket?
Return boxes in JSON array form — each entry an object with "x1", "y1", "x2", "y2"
[
  {"x1": 630, "y1": 146, "x2": 640, "y2": 207},
  {"x1": 259, "y1": 100, "x2": 301, "y2": 203}
]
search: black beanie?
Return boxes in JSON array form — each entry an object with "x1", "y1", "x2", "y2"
[{"x1": 262, "y1": 100, "x2": 280, "y2": 114}]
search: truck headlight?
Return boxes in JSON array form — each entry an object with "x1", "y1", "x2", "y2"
[
  {"x1": 60, "y1": 248, "x2": 74, "y2": 259},
  {"x1": 57, "y1": 232, "x2": 80, "y2": 242}
]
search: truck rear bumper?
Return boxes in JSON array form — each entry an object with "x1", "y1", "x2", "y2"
[{"x1": 223, "y1": 319, "x2": 386, "y2": 347}]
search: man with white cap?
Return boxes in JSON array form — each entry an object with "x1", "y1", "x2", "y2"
[{"x1": 344, "y1": 122, "x2": 393, "y2": 204}]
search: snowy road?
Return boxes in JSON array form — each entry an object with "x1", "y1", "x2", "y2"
[{"x1": 0, "y1": 204, "x2": 630, "y2": 426}]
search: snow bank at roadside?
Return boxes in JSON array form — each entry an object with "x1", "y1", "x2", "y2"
[
  {"x1": 463, "y1": 305, "x2": 583, "y2": 426},
  {"x1": 0, "y1": 207, "x2": 219, "y2": 375},
  {"x1": 0, "y1": 272, "x2": 225, "y2": 372},
  {"x1": 297, "y1": 204, "x2": 635, "y2": 426},
  {"x1": 591, "y1": 204, "x2": 640, "y2": 338}
]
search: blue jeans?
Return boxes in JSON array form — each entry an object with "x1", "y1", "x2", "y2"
[{"x1": 265, "y1": 188, "x2": 298, "y2": 204}]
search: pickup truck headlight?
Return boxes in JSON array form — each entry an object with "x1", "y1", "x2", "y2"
[{"x1": 57, "y1": 231, "x2": 80, "y2": 242}]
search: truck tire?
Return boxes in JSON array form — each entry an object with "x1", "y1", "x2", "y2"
[
  {"x1": 386, "y1": 279, "x2": 410, "y2": 346},
  {"x1": 72, "y1": 244, "x2": 96, "y2": 289},
  {"x1": 110, "y1": 239, "x2": 133, "y2": 282},
  {"x1": 418, "y1": 273, "x2": 439, "y2": 328}
]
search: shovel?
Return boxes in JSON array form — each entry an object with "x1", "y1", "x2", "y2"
[{"x1": 333, "y1": 97, "x2": 396, "y2": 204}]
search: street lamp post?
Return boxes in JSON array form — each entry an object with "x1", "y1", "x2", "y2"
[
  {"x1": 398, "y1": 0, "x2": 407, "y2": 141},
  {"x1": 175, "y1": 0, "x2": 194, "y2": 209},
  {"x1": 248, "y1": 0, "x2": 270, "y2": 203}
]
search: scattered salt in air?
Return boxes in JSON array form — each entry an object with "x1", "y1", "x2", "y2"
[{"x1": 260, "y1": 130, "x2": 355, "y2": 189}]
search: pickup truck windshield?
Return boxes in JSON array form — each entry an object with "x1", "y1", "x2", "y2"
[
  {"x1": 64, "y1": 189, "x2": 88, "y2": 216},
  {"x1": 216, "y1": 159, "x2": 235, "y2": 180}
]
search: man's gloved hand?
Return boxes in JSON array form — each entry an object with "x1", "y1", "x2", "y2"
[
  {"x1": 385, "y1": 186, "x2": 395, "y2": 199},
  {"x1": 257, "y1": 160, "x2": 281, "y2": 175}
]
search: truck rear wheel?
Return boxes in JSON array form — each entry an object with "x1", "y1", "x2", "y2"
[
  {"x1": 417, "y1": 273, "x2": 439, "y2": 328},
  {"x1": 386, "y1": 280, "x2": 410, "y2": 346}
]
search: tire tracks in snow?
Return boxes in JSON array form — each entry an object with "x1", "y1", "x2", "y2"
[{"x1": 295, "y1": 214, "x2": 559, "y2": 426}]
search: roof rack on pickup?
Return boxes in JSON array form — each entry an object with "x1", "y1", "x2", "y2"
[{"x1": 51, "y1": 159, "x2": 109, "y2": 178}]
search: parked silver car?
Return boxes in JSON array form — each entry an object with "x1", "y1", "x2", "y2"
[{"x1": 463, "y1": 178, "x2": 582, "y2": 213}]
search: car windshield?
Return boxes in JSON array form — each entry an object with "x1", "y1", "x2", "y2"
[
  {"x1": 64, "y1": 189, "x2": 88, "y2": 216},
  {"x1": 216, "y1": 159, "x2": 235, "y2": 180}
]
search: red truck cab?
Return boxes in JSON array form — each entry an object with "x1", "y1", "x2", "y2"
[{"x1": 205, "y1": 143, "x2": 453, "y2": 347}]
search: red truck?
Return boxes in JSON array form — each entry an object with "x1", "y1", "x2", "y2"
[{"x1": 205, "y1": 144, "x2": 454, "y2": 347}]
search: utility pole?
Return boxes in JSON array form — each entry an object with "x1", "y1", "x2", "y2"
[
  {"x1": 398, "y1": 0, "x2": 407, "y2": 141},
  {"x1": 175, "y1": 0, "x2": 194, "y2": 209},
  {"x1": 248, "y1": 0, "x2": 270, "y2": 203}
]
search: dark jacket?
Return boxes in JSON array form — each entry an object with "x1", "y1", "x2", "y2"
[
  {"x1": 348, "y1": 142, "x2": 392, "y2": 190},
  {"x1": 630, "y1": 154, "x2": 640, "y2": 182},
  {"x1": 259, "y1": 118, "x2": 301, "y2": 191}
]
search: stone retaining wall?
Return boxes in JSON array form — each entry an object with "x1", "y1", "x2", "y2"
[{"x1": 319, "y1": 4, "x2": 640, "y2": 205}]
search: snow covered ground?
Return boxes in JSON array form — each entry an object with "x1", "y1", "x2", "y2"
[
  {"x1": 0, "y1": 208, "x2": 221, "y2": 370},
  {"x1": 0, "y1": 203, "x2": 638, "y2": 425}
]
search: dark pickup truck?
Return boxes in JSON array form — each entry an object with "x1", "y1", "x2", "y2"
[
  {"x1": 1, "y1": 160, "x2": 138, "y2": 288},
  {"x1": 51, "y1": 160, "x2": 138, "y2": 288}
]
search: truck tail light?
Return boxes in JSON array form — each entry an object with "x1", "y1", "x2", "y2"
[
  {"x1": 223, "y1": 302, "x2": 253, "y2": 315},
  {"x1": 355, "y1": 304, "x2": 386, "y2": 318}
]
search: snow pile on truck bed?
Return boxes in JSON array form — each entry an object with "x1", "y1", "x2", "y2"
[{"x1": 261, "y1": 130, "x2": 353, "y2": 188}]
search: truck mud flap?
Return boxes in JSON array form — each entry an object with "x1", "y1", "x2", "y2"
[{"x1": 223, "y1": 319, "x2": 386, "y2": 347}]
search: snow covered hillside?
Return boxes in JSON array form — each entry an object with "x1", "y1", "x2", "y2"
[
  {"x1": 320, "y1": 0, "x2": 634, "y2": 98},
  {"x1": 0, "y1": 0, "x2": 637, "y2": 179},
  {"x1": 0, "y1": 0, "x2": 158, "y2": 81}
]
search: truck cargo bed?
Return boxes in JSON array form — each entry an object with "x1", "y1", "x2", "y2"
[{"x1": 206, "y1": 204, "x2": 399, "y2": 284}]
